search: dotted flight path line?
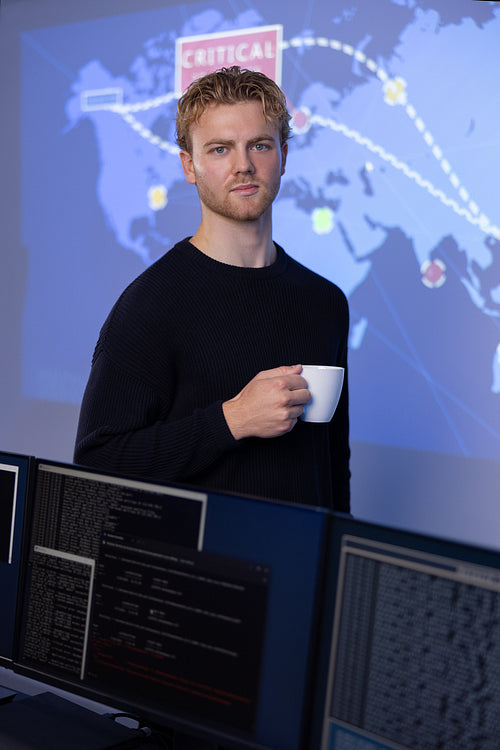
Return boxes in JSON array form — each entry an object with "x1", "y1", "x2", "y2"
[
  {"x1": 311, "y1": 112, "x2": 499, "y2": 238},
  {"x1": 80, "y1": 35, "x2": 499, "y2": 240},
  {"x1": 106, "y1": 91, "x2": 180, "y2": 155},
  {"x1": 283, "y1": 35, "x2": 500, "y2": 241}
]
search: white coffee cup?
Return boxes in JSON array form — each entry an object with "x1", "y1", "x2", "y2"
[{"x1": 300, "y1": 365, "x2": 344, "y2": 423}]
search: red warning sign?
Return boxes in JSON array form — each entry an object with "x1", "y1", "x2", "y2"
[{"x1": 175, "y1": 25, "x2": 283, "y2": 94}]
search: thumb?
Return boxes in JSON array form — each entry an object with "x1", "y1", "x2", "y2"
[
  {"x1": 254, "y1": 364, "x2": 303, "y2": 380},
  {"x1": 273, "y1": 364, "x2": 303, "y2": 376}
]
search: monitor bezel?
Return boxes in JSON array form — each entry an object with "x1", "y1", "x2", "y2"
[
  {"x1": 13, "y1": 457, "x2": 333, "y2": 750},
  {"x1": 0, "y1": 450, "x2": 35, "y2": 668}
]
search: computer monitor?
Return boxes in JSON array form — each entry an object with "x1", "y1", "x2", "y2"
[
  {"x1": 14, "y1": 459, "x2": 332, "y2": 750},
  {"x1": 313, "y1": 514, "x2": 500, "y2": 750},
  {"x1": 0, "y1": 451, "x2": 33, "y2": 666}
]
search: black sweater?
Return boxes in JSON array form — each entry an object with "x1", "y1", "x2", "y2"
[{"x1": 74, "y1": 239, "x2": 350, "y2": 511}]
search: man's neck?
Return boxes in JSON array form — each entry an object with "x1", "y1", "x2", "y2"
[{"x1": 189, "y1": 217, "x2": 277, "y2": 268}]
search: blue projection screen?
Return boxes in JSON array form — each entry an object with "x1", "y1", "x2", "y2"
[{"x1": 1, "y1": 0, "x2": 499, "y2": 548}]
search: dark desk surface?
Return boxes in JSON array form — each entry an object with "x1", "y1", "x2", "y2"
[
  {"x1": 0, "y1": 690, "x2": 144, "y2": 749},
  {"x1": 0, "y1": 668, "x2": 221, "y2": 750},
  {"x1": 0, "y1": 668, "x2": 147, "y2": 749},
  {"x1": 0, "y1": 666, "x2": 114, "y2": 713}
]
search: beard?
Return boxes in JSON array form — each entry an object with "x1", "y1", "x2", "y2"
[{"x1": 194, "y1": 173, "x2": 281, "y2": 224}]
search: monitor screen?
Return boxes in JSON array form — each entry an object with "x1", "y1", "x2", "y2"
[
  {"x1": 0, "y1": 451, "x2": 33, "y2": 666},
  {"x1": 315, "y1": 515, "x2": 500, "y2": 750},
  {"x1": 14, "y1": 460, "x2": 331, "y2": 750}
]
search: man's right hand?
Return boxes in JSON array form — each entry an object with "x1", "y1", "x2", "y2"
[{"x1": 222, "y1": 365, "x2": 310, "y2": 441}]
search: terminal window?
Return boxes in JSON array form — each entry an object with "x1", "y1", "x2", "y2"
[
  {"x1": 325, "y1": 536, "x2": 500, "y2": 750},
  {"x1": 18, "y1": 464, "x2": 269, "y2": 733}
]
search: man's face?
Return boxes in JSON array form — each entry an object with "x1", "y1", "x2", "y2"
[{"x1": 180, "y1": 100, "x2": 287, "y2": 225}]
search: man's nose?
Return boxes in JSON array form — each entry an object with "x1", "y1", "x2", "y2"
[{"x1": 233, "y1": 147, "x2": 255, "y2": 174}]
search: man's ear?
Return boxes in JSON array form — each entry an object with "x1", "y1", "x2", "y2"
[
  {"x1": 280, "y1": 141, "x2": 288, "y2": 176},
  {"x1": 180, "y1": 150, "x2": 196, "y2": 184}
]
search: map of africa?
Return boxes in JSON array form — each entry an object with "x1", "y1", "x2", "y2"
[{"x1": 21, "y1": 0, "x2": 500, "y2": 460}]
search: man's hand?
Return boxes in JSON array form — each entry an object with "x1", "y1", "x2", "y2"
[{"x1": 222, "y1": 365, "x2": 310, "y2": 441}]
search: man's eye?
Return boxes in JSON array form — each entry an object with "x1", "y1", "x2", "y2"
[
  {"x1": 214, "y1": 146, "x2": 226, "y2": 154},
  {"x1": 254, "y1": 143, "x2": 267, "y2": 151}
]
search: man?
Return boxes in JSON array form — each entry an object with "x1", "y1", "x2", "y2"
[{"x1": 74, "y1": 65, "x2": 350, "y2": 512}]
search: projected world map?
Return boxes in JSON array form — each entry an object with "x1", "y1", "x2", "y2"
[{"x1": 22, "y1": 0, "x2": 500, "y2": 460}]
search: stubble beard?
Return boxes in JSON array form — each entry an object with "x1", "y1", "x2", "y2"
[{"x1": 196, "y1": 176, "x2": 281, "y2": 224}]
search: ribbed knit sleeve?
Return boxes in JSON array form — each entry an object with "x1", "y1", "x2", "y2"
[
  {"x1": 74, "y1": 352, "x2": 236, "y2": 479},
  {"x1": 74, "y1": 239, "x2": 350, "y2": 511}
]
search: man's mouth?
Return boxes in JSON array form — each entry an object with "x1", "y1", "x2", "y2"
[{"x1": 231, "y1": 183, "x2": 259, "y2": 195}]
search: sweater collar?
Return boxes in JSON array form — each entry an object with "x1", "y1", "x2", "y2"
[{"x1": 181, "y1": 237, "x2": 289, "y2": 279}]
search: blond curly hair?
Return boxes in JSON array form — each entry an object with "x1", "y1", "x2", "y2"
[{"x1": 176, "y1": 66, "x2": 291, "y2": 153}]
